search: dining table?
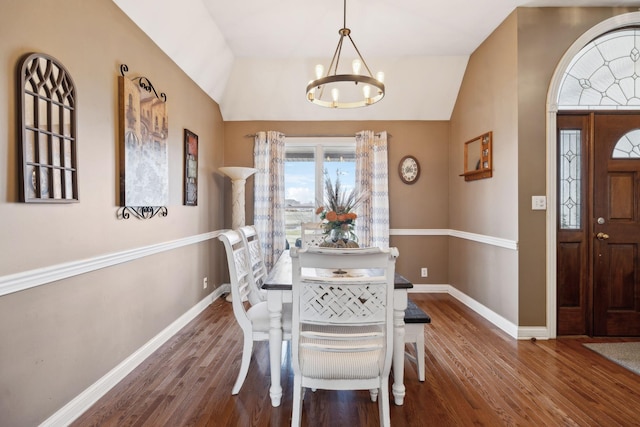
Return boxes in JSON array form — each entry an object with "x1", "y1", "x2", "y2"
[{"x1": 261, "y1": 249, "x2": 413, "y2": 407}]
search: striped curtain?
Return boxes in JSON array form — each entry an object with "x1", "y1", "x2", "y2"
[
  {"x1": 253, "y1": 131, "x2": 286, "y2": 270},
  {"x1": 355, "y1": 130, "x2": 389, "y2": 248}
]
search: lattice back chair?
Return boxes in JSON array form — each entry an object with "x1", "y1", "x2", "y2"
[
  {"x1": 290, "y1": 246, "x2": 399, "y2": 427},
  {"x1": 300, "y1": 222, "x2": 325, "y2": 248},
  {"x1": 218, "y1": 230, "x2": 292, "y2": 395},
  {"x1": 238, "y1": 225, "x2": 268, "y2": 305}
]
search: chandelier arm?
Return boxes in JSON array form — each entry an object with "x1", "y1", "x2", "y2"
[
  {"x1": 326, "y1": 35, "x2": 344, "y2": 77},
  {"x1": 347, "y1": 34, "x2": 375, "y2": 78}
]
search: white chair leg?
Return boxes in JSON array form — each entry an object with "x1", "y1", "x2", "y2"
[
  {"x1": 369, "y1": 388, "x2": 379, "y2": 402},
  {"x1": 417, "y1": 325, "x2": 425, "y2": 382},
  {"x1": 378, "y1": 382, "x2": 391, "y2": 427},
  {"x1": 292, "y1": 375, "x2": 303, "y2": 427},
  {"x1": 231, "y1": 333, "x2": 254, "y2": 395}
]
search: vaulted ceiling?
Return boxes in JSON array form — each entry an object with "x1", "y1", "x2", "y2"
[{"x1": 113, "y1": 0, "x2": 638, "y2": 121}]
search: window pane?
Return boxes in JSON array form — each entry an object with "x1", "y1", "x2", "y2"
[
  {"x1": 558, "y1": 28, "x2": 640, "y2": 110},
  {"x1": 323, "y1": 146, "x2": 356, "y2": 201},
  {"x1": 612, "y1": 129, "x2": 640, "y2": 158},
  {"x1": 284, "y1": 140, "x2": 356, "y2": 248},
  {"x1": 285, "y1": 146, "x2": 316, "y2": 247},
  {"x1": 559, "y1": 129, "x2": 582, "y2": 229}
]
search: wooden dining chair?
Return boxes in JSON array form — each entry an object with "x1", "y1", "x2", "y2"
[
  {"x1": 238, "y1": 225, "x2": 268, "y2": 305},
  {"x1": 300, "y1": 222, "x2": 325, "y2": 248},
  {"x1": 218, "y1": 230, "x2": 292, "y2": 395},
  {"x1": 290, "y1": 246, "x2": 399, "y2": 427}
]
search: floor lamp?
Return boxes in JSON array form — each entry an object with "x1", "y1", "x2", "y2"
[{"x1": 220, "y1": 166, "x2": 257, "y2": 302}]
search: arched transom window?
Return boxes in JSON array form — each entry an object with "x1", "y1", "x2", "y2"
[
  {"x1": 558, "y1": 28, "x2": 640, "y2": 109},
  {"x1": 613, "y1": 129, "x2": 640, "y2": 158}
]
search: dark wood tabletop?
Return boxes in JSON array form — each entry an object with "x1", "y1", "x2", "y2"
[{"x1": 262, "y1": 250, "x2": 413, "y2": 290}]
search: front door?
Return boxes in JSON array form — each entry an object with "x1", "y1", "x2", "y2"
[
  {"x1": 557, "y1": 113, "x2": 640, "y2": 336},
  {"x1": 593, "y1": 114, "x2": 640, "y2": 336}
]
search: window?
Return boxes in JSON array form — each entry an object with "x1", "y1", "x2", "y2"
[
  {"x1": 559, "y1": 129, "x2": 582, "y2": 229},
  {"x1": 613, "y1": 129, "x2": 640, "y2": 158},
  {"x1": 284, "y1": 137, "x2": 356, "y2": 247},
  {"x1": 558, "y1": 28, "x2": 640, "y2": 110}
]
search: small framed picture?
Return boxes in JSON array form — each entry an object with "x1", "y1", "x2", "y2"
[{"x1": 183, "y1": 129, "x2": 198, "y2": 206}]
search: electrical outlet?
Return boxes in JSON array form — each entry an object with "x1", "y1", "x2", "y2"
[
  {"x1": 203, "y1": 277, "x2": 208, "y2": 289},
  {"x1": 421, "y1": 268, "x2": 428, "y2": 277}
]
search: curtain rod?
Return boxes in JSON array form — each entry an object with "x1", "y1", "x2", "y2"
[{"x1": 243, "y1": 132, "x2": 389, "y2": 138}]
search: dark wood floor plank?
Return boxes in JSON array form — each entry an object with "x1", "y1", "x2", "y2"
[{"x1": 71, "y1": 294, "x2": 640, "y2": 427}]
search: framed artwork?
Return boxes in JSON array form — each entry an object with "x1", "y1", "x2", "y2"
[
  {"x1": 118, "y1": 73, "x2": 169, "y2": 208},
  {"x1": 18, "y1": 52, "x2": 79, "y2": 203},
  {"x1": 184, "y1": 129, "x2": 198, "y2": 206}
]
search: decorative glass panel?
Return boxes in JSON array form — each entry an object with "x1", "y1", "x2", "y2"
[
  {"x1": 559, "y1": 130, "x2": 582, "y2": 229},
  {"x1": 613, "y1": 129, "x2": 640, "y2": 158},
  {"x1": 558, "y1": 28, "x2": 640, "y2": 110},
  {"x1": 18, "y1": 52, "x2": 78, "y2": 202}
]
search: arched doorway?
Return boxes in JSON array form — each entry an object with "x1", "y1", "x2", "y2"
[{"x1": 547, "y1": 13, "x2": 640, "y2": 338}]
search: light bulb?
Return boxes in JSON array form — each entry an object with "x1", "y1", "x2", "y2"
[
  {"x1": 307, "y1": 82, "x2": 316, "y2": 100},
  {"x1": 352, "y1": 59, "x2": 362, "y2": 74},
  {"x1": 376, "y1": 71, "x2": 385, "y2": 83},
  {"x1": 362, "y1": 85, "x2": 371, "y2": 99},
  {"x1": 315, "y1": 64, "x2": 324, "y2": 79},
  {"x1": 331, "y1": 88, "x2": 339, "y2": 102}
]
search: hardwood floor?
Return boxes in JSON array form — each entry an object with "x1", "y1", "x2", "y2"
[{"x1": 71, "y1": 294, "x2": 640, "y2": 426}]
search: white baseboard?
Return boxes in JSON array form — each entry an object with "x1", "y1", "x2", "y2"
[
  {"x1": 409, "y1": 284, "x2": 549, "y2": 340},
  {"x1": 40, "y1": 286, "x2": 229, "y2": 427}
]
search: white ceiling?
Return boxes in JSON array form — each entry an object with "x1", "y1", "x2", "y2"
[{"x1": 112, "y1": 0, "x2": 640, "y2": 121}]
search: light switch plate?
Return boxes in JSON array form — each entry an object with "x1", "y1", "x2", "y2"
[{"x1": 532, "y1": 195, "x2": 547, "y2": 210}]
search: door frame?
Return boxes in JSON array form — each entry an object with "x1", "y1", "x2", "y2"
[{"x1": 546, "y1": 12, "x2": 640, "y2": 339}]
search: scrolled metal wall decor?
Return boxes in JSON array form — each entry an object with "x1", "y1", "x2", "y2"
[
  {"x1": 117, "y1": 206, "x2": 168, "y2": 220},
  {"x1": 119, "y1": 64, "x2": 167, "y2": 102}
]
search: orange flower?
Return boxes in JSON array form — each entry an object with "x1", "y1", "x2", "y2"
[
  {"x1": 337, "y1": 214, "x2": 347, "y2": 222},
  {"x1": 347, "y1": 212, "x2": 357, "y2": 220},
  {"x1": 315, "y1": 206, "x2": 325, "y2": 215},
  {"x1": 325, "y1": 211, "x2": 338, "y2": 221}
]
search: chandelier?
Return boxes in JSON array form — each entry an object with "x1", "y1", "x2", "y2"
[{"x1": 306, "y1": 0, "x2": 385, "y2": 109}]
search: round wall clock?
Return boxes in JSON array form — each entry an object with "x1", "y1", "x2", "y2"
[{"x1": 399, "y1": 155, "x2": 420, "y2": 184}]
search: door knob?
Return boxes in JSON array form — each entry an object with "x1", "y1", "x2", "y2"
[{"x1": 596, "y1": 232, "x2": 610, "y2": 240}]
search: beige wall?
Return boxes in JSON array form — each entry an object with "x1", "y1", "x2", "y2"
[
  {"x1": 450, "y1": 6, "x2": 639, "y2": 327},
  {"x1": 0, "y1": 1, "x2": 225, "y2": 426},
  {"x1": 449, "y1": 12, "x2": 520, "y2": 323},
  {"x1": 223, "y1": 121, "x2": 450, "y2": 285}
]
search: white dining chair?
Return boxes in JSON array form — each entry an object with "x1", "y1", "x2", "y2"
[
  {"x1": 218, "y1": 230, "x2": 292, "y2": 395},
  {"x1": 300, "y1": 222, "x2": 325, "y2": 248},
  {"x1": 290, "y1": 246, "x2": 398, "y2": 427},
  {"x1": 238, "y1": 225, "x2": 268, "y2": 305}
]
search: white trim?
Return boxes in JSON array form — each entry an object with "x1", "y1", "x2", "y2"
[
  {"x1": 447, "y1": 286, "x2": 519, "y2": 338},
  {"x1": 545, "y1": 11, "x2": 640, "y2": 340},
  {"x1": 409, "y1": 284, "x2": 548, "y2": 340},
  {"x1": 390, "y1": 228, "x2": 450, "y2": 236},
  {"x1": 389, "y1": 228, "x2": 518, "y2": 251},
  {"x1": 40, "y1": 286, "x2": 230, "y2": 427},
  {"x1": 0, "y1": 229, "x2": 513, "y2": 298},
  {"x1": 448, "y1": 230, "x2": 518, "y2": 250},
  {"x1": 0, "y1": 231, "x2": 226, "y2": 298}
]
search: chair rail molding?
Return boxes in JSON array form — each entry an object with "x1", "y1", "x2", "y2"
[
  {"x1": 389, "y1": 228, "x2": 518, "y2": 251},
  {"x1": 0, "y1": 230, "x2": 226, "y2": 297}
]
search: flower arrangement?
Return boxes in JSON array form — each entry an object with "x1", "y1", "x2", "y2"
[{"x1": 315, "y1": 172, "x2": 366, "y2": 242}]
